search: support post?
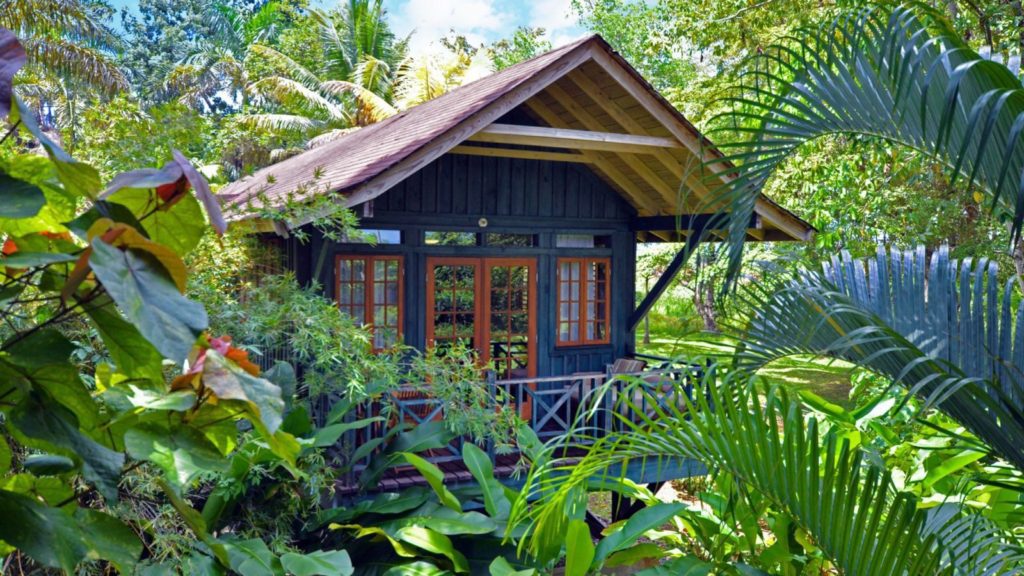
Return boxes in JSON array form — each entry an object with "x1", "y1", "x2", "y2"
[{"x1": 629, "y1": 224, "x2": 707, "y2": 332}]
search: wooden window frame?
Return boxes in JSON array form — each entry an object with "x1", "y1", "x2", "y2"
[
  {"x1": 335, "y1": 254, "x2": 404, "y2": 351},
  {"x1": 556, "y1": 257, "x2": 611, "y2": 347}
]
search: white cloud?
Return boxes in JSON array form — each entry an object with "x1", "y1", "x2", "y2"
[
  {"x1": 389, "y1": 0, "x2": 515, "y2": 52},
  {"x1": 526, "y1": 0, "x2": 585, "y2": 47}
]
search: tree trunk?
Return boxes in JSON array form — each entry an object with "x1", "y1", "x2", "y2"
[
  {"x1": 1013, "y1": 236, "x2": 1024, "y2": 293},
  {"x1": 695, "y1": 280, "x2": 719, "y2": 333}
]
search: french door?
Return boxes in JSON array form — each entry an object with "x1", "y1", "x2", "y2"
[{"x1": 426, "y1": 257, "x2": 537, "y2": 381}]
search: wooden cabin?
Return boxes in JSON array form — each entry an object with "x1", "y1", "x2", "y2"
[{"x1": 219, "y1": 35, "x2": 813, "y2": 494}]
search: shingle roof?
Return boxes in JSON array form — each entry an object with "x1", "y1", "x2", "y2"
[
  {"x1": 219, "y1": 35, "x2": 595, "y2": 211},
  {"x1": 218, "y1": 34, "x2": 813, "y2": 240}
]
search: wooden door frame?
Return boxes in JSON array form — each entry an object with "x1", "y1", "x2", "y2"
[{"x1": 425, "y1": 256, "x2": 538, "y2": 379}]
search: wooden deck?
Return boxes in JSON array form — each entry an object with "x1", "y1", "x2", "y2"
[{"x1": 329, "y1": 363, "x2": 708, "y2": 502}]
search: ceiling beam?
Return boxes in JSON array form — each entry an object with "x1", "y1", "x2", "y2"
[
  {"x1": 564, "y1": 70, "x2": 709, "y2": 197},
  {"x1": 587, "y1": 47, "x2": 813, "y2": 241},
  {"x1": 467, "y1": 123, "x2": 682, "y2": 154},
  {"x1": 523, "y1": 99, "x2": 662, "y2": 215},
  {"x1": 449, "y1": 145, "x2": 592, "y2": 164},
  {"x1": 541, "y1": 83, "x2": 689, "y2": 210}
]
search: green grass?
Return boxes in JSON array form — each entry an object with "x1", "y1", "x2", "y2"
[{"x1": 636, "y1": 326, "x2": 855, "y2": 407}]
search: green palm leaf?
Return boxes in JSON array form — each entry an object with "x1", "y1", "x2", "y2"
[
  {"x1": 510, "y1": 374, "x2": 1021, "y2": 574},
  {"x1": 738, "y1": 245, "x2": 1024, "y2": 472},
  {"x1": 702, "y1": 3, "x2": 1024, "y2": 285}
]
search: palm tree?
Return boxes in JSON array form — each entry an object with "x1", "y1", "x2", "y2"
[
  {"x1": 0, "y1": 0, "x2": 127, "y2": 144},
  {"x1": 166, "y1": 1, "x2": 288, "y2": 111},
  {"x1": 0, "y1": 0, "x2": 126, "y2": 91},
  {"x1": 512, "y1": 4, "x2": 1024, "y2": 572},
  {"x1": 512, "y1": 374, "x2": 1022, "y2": 574},
  {"x1": 694, "y1": 3, "x2": 1024, "y2": 285},
  {"x1": 242, "y1": 0, "x2": 494, "y2": 151}
]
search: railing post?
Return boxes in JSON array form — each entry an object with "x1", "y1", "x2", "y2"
[
  {"x1": 486, "y1": 370, "x2": 497, "y2": 464},
  {"x1": 604, "y1": 364, "x2": 615, "y2": 436}
]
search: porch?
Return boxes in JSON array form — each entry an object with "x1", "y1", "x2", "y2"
[{"x1": 330, "y1": 355, "x2": 708, "y2": 500}]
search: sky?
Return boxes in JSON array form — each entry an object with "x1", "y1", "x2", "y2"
[
  {"x1": 385, "y1": 0, "x2": 586, "y2": 52},
  {"x1": 109, "y1": 0, "x2": 588, "y2": 53}
]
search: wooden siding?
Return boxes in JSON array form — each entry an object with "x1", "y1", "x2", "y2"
[
  {"x1": 373, "y1": 153, "x2": 635, "y2": 222},
  {"x1": 300, "y1": 153, "x2": 639, "y2": 378}
]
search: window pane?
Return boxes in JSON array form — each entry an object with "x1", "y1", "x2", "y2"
[
  {"x1": 487, "y1": 233, "x2": 536, "y2": 247},
  {"x1": 343, "y1": 229, "x2": 401, "y2": 244},
  {"x1": 339, "y1": 259, "x2": 352, "y2": 280},
  {"x1": 425, "y1": 231, "x2": 477, "y2": 245},
  {"x1": 556, "y1": 234, "x2": 594, "y2": 248}
]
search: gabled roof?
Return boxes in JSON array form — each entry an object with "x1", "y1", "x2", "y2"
[{"x1": 220, "y1": 35, "x2": 814, "y2": 241}]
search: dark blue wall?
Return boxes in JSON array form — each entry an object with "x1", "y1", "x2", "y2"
[{"x1": 301, "y1": 152, "x2": 639, "y2": 377}]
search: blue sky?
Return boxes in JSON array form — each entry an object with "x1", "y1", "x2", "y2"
[{"x1": 109, "y1": 1, "x2": 586, "y2": 52}]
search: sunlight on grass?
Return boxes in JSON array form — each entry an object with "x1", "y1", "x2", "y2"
[{"x1": 637, "y1": 328, "x2": 855, "y2": 406}]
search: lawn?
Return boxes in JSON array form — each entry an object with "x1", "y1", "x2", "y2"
[{"x1": 636, "y1": 327, "x2": 856, "y2": 407}]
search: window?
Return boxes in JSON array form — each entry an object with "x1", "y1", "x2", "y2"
[
  {"x1": 555, "y1": 234, "x2": 612, "y2": 248},
  {"x1": 557, "y1": 258, "x2": 610, "y2": 346},
  {"x1": 486, "y1": 233, "x2": 536, "y2": 247},
  {"x1": 342, "y1": 229, "x2": 401, "y2": 244},
  {"x1": 336, "y1": 255, "x2": 403, "y2": 350},
  {"x1": 425, "y1": 231, "x2": 477, "y2": 246}
]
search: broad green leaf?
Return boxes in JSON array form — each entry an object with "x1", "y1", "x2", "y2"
[
  {"x1": 564, "y1": 519, "x2": 595, "y2": 576},
  {"x1": 84, "y1": 294, "x2": 165, "y2": 385},
  {"x1": 124, "y1": 423, "x2": 227, "y2": 487},
  {"x1": 635, "y1": 556, "x2": 715, "y2": 576},
  {"x1": 125, "y1": 385, "x2": 197, "y2": 411},
  {"x1": 76, "y1": 508, "x2": 143, "y2": 574},
  {"x1": 330, "y1": 524, "x2": 419, "y2": 557},
  {"x1": 382, "y1": 561, "x2": 452, "y2": 576},
  {"x1": 604, "y1": 543, "x2": 665, "y2": 568},
  {"x1": 462, "y1": 443, "x2": 510, "y2": 519},
  {"x1": 22, "y1": 454, "x2": 75, "y2": 475},
  {"x1": 0, "y1": 489, "x2": 138, "y2": 572},
  {"x1": 396, "y1": 526, "x2": 469, "y2": 573},
  {"x1": 378, "y1": 505, "x2": 497, "y2": 536},
  {"x1": 922, "y1": 449, "x2": 987, "y2": 490},
  {"x1": 280, "y1": 550, "x2": 353, "y2": 576},
  {"x1": 402, "y1": 453, "x2": 462, "y2": 512},
  {"x1": 89, "y1": 238, "x2": 207, "y2": 363},
  {"x1": 0, "y1": 437, "x2": 9, "y2": 474},
  {"x1": 224, "y1": 538, "x2": 281, "y2": 576},
  {"x1": 314, "y1": 417, "x2": 385, "y2": 448},
  {"x1": 0, "y1": 153, "x2": 78, "y2": 235},
  {"x1": 106, "y1": 187, "x2": 206, "y2": 256},
  {"x1": 9, "y1": 396, "x2": 124, "y2": 502},
  {"x1": 594, "y1": 503, "x2": 685, "y2": 563},
  {"x1": 0, "y1": 251, "x2": 75, "y2": 267},
  {"x1": 0, "y1": 173, "x2": 44, "y2": 218},
  {"x1": 488, "y1": 557, "x2": 536, "y2": 576},
  {"x1": 203, "y1": 350, "x2": 285, "y2": 435},
  {"x1": 317, "y1": 488, "x2": 432, "y2": 527}
]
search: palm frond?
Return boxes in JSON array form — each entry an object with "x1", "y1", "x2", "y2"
[
  {"x1": 237, "y1": 113, "x2": 324, "y2": 132},
  {"x1": 247, "y1": 44, "x2": 324, "y2": 90},
  {"x1": 21, "y1": 37, "x2": 125, "y2": 92},
  {"x1": 738, "y1": 245, "x2": 1024, "y2": 471},
  {"x1": 703, "y1": 3, "x2": 1024, "y2": 285},
  {"x1": 510, "y1": 373, "x2": 1022, "y2": 574},
  {"x1": 320, "y1": 79, "x2": 395, "y2": 124},
  {"x1": 248, "y1": 76, "x2": 348, "y2": 123}
]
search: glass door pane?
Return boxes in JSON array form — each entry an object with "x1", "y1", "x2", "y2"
[
  {"x1": 428, "y1": 260, "x2": 480, "y2": 354},
  {"x1": 487, "y1": 262, "x2": 532, "y2": 379}
]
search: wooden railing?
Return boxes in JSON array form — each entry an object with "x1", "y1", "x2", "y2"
[{"x1": 337, "y1": 361, "x2": 705, "y2": 485}]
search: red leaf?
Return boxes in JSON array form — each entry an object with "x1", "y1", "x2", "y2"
[{"x1": 1, "y1": 238, "x2": 17, "y2": 255}]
